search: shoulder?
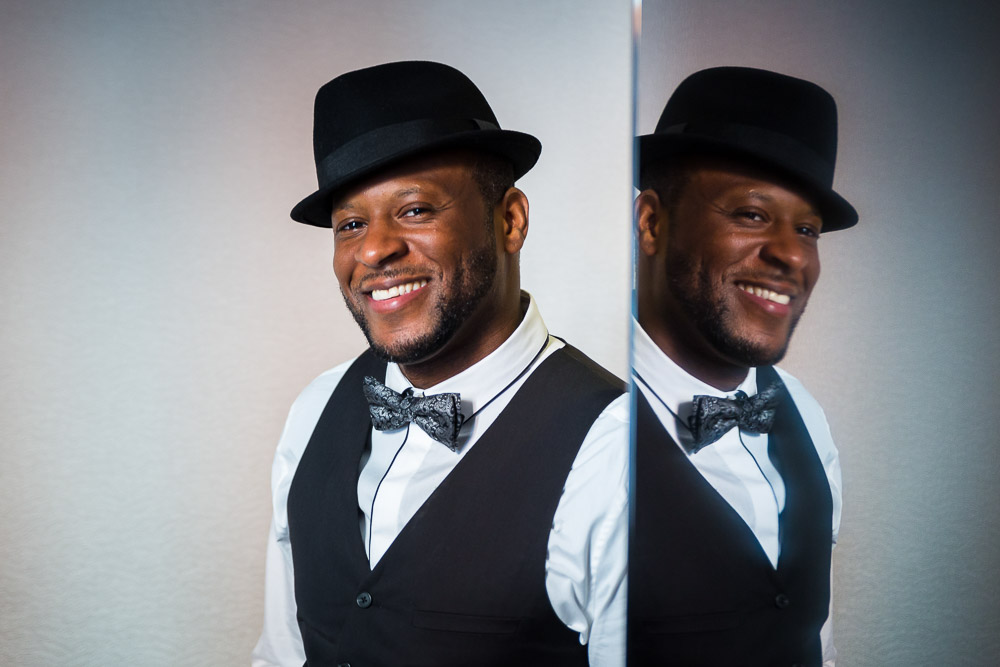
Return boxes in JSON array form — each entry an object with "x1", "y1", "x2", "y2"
[
  {"x1": 546, "y1": 391, "x2": 629, "y2": 643},
  {"x1": 773, "y1": 367, "x2": 841, "y2": 474},
  {"x1": 551, "y1": 342, "x2": 627, "y2": 394},
  {"x1": 277, "y1": 352, "x2": 367, "y2": 458},
  {"x1": 573, "y1": 393, "x2": 630, "y2": 484},
  {"x1": 534, "y1": 341, "x2": 628, "y2": 491},
  {"x1": 553, "y1": 391, "x2": 629, "y2": 551},
  {"x1": 773, "y1": 366, "x2": 825, "y2": 417},
  {"x1": 577, "y1": 391, "x2": 629, "y2": 451},
  {"x1": 590, "y1": 392, "x2": 630, "y2": 434},
  {"x1": 773, "y1": 366, "x2": 833, "y2": 438},
  {"x1": 285, "y1": 355, "x2": 361, "y2": 420},
  {"x1": 269, "y1": 353, "x2": 367, "y2": 533},
  {"x1": 773, "y1": 366, "x2": 843, "y2": 540}
]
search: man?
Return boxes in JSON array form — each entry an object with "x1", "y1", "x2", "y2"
[
  {"x1": 628, "y1": 67, "x2": 857, "y2": 666},
  {"x1": 251, "y1": 61, "x2": 628, "y2": 667}
]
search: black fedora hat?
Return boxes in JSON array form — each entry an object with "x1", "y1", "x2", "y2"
[
  {"x1": 291, "y1": 61, "x2": 542, "y2": 227},
  {"x1": 638, "y1": 66, "x2": 858, "y2": 231}
]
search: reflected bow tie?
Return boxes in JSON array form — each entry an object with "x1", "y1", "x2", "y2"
[
  {"x1": 686, "y1": 383, "x2": 780, "y2": 453},
  {"x1": 362, "y1": 376, "x2": 463, "y2": 451}
]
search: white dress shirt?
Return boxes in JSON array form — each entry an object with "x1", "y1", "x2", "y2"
[
  {"x1": 253, "y1": 295, "x2": 629, "y2": 667},
  {"x1": 632, "y1": 321, "x2": 841, "y2": 665}
]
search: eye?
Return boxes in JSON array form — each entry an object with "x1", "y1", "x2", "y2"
[
  {"x1": 334, "y1": 219, "x2": 366, "y2": 234},
  {"x1": 733, "y1": 208, "x2": 767, "y2": 223},
  {"x1": 401, "y1": 206, "x2": 431, "y2": 218},
  {"x1": 796, "y1": 221, "x2": 822, "y2": 238}
]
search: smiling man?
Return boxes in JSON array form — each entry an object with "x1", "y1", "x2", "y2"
[
  {"x1": 628, "y1": 67, "x2": 857, "y2": 666},
  {"x1": 252, "y1": 61, "x2": 628, "y2": 667}
]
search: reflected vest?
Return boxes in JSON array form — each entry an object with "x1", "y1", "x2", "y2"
[
  {"x1": 287, "y1": 346, "x2": 623, "y2": 667},
  {"x1": 628, "y1": 366, "x2": 832, "y2": 667}
]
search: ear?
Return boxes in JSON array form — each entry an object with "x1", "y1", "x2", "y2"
[
  {"x1": 635, "y1": 189, "x2": 664, "y2": 257},
  {"x1": 498, "y1": 187, "x2": 529, "y2": 254}
]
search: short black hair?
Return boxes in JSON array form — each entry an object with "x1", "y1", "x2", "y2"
[
  {"x1": 639, "y1": 159, "x2": 693, "y2": 219},
  {"x1": 470, "y1": 152, "x2": 515, "y2": 209}
]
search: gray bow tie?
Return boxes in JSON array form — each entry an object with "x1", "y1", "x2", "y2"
[
  {"x1": 686, "y1": 383, "x2": 780, "y2": 453},
  {"x1": 362, "y1": 376, "x2": 463, "y2": 451}
]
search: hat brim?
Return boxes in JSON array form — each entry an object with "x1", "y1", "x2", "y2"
[
  {"x1": 637, "y1": 133, "x2": 858, "y2": 232},
  {"x1": 291, "y1": 129, "x2": 541, "y2": 228}
]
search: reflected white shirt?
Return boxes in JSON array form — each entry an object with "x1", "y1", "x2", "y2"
[
  {"x1": 632, "y1": 321, "x2": 841, "y2": 664},
  {"x1": 252, "y1": 296, "x2": 628, "y2": 667}
]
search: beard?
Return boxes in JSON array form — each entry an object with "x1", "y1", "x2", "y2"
[
  {"x1": 342, "y1": 233, "x2": 498, "y2": 365},
  {"x1": 665, "y1": 249, "x2": 803, "y2": 368}
]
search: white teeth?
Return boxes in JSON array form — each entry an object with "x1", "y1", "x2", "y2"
[
  {"x1": 737, "y1": 282, "x2": 790, "y2": 305},
  {"x1": 371, "y1": 280, "x2": 428, "y2": 302}
]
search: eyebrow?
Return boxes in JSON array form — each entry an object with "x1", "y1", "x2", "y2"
[
  {"x1": 332, "y1": 186, "x2": 426, "y2": 215},
  {"x1": 744, "y1": 190, "x2": 821, "y2": 218},
  {"x1": 392, "y1": 186, "x2": 423, "y2": 198},
  {"x1": 744, "y1": 190, "x2": 774, "y2": 204}
]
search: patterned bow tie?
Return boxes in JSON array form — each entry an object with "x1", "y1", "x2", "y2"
[
  {"x1": 685, "y1": 383, "x2": 780, "y2": 453},
  {"x1": 362, "y1": 376, "x2": 464, "y2": 451}
]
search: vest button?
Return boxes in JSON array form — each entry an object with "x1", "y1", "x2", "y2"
[
  {"x1": 337, "y1": 663, "x2": 351, "y2": 667},
  {"x1": 774, "y1": 593, "x2": 791, "y2": 609},
  {"x1": 356, "y1": 591, "x2": 372, "y2": 608}
]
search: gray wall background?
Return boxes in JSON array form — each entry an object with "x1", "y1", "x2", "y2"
[
  {"x1": 0, "y1": 1, "x2": 631, "y2": 664},
  {"x1": 637, "y1": 1, "x2": 1000, "y2": 664},
  {"x1": 4, "y1": 0, "x2": 998, "y2": 665}
]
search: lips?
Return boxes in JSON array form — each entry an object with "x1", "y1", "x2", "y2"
[
  {"x1": 357, "y1": 275, "x2": 432, "y2": 314},
  {"x1": 370, "y1": 279, "x2": 428, "y2": 302},
  {"x1": 735, "y1": 281, "x2": 791, "y2": 305}
]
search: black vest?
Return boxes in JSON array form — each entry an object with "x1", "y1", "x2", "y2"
[
  {"x1": 628, "y1": 366, "x2": 833, "y2": 667},
  {"x1": 287, "y1": 346, "x2": 623, "y2": 667}
]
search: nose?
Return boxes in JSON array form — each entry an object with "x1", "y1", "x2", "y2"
[
  {"x1": 759, "y1": 223, "x2": 809, "y2": 273},
  {"x1": 355, "y1": 217, "x2": 407, "y2": 268}
]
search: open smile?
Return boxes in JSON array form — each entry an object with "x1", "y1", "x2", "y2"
[
  {"x1": 360, "y1": 277, "x2": 431, "y2": 314},
  {"x1": 733, "y1": 280, "x2": 801, "y2": 319},
  {"x1": 735, "y1": 281, "x2": 791, "y2": 305},
  {"x1": 370, "y1": 279, "x2": 428, "y2": 302}
]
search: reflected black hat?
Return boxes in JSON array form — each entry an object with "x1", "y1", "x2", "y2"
[
  {"x1": 291, "y1": 61, "x2": 542, "y2": 227},
  {"x1": 638, "y1": 66, "x2": 858, "y2": 231}
]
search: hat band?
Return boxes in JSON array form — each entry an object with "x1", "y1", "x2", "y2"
[
  {"x1": 661, "y1": 120, "x2": 834, "y2": 186},
  {"x1": 316, "y1": 117, "x2": 500, "y2": 186}
]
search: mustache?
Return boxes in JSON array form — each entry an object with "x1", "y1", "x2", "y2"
[
  {"x1": 732, "y1": 272, "x2": 802, "y2": 292},
  {"x1": 355, "y1": 268, "x2": 431, "y2": 292}
]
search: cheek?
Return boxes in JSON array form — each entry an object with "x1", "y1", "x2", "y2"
[
  {"x1": 716, "y1": 242, "x2": 764, "y2": 282},
  {"x1": 808, "y1": 256, "x2": 821, "y2": 286},
  {"x1": 332, "y1": 247, "x2": 353, "y2": 288},
  {"x1": 792, "y1": 258, "x2": 821, "y2": 311},
  {"x1": 411, "y1": 236, "x2": 464, "y2": 273},
  {"x1": 698, "y1": 252, "x2": 740, "y2": 288}
]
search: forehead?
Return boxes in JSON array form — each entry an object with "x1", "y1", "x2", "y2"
[
  {"x1": 331, "y1": 150, "x2": 480, "y2": 212},
  {"x1": 678, "y1": 156, "x2": 823, "y2": 217}
]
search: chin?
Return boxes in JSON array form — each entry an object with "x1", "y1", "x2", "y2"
[
  {"x1": 711, "y1": 325, "x2": 794, "y2": 368},
  {"x1": 363, "y1": 326, "x2": 449, "y2": 365}
]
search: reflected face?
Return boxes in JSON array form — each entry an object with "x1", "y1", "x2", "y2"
[
  {"x1": 650, "y1": 161, "x2": 823, "y2": 369},
  {"x1": 332, "y1": 153, "x2": 500, "y2": 365}
]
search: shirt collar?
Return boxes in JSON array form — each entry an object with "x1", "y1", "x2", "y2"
[
  {"x1": 632, "y1": 319, "x2": 757, "y2": 416},
  {"x1": 384, "y1": 291, "x2": 549, "y2": 416}
]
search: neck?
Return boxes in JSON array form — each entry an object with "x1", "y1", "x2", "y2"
[
  {"x1": 399, "y1": 292, "x2": 525, "y2": 389},
  {"x1": 638, "y1": 314, "x2": 749, "y2": 392}
]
